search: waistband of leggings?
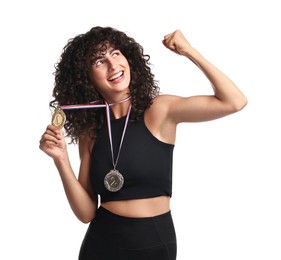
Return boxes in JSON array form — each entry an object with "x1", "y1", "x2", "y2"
[{"x1": 97, "y1": 206, "x2": 172, "y2": 223}]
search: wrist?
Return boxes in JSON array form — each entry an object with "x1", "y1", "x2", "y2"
[{"x1": 53, "y1": 151, "x2": 70, "y2": 167}]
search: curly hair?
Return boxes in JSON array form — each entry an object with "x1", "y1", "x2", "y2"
[{"x1": 50, "y1": 26, "x2": 160, "y2": 143}]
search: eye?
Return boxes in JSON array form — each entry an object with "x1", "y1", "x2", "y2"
[
  {"x1": 92, "y1": 59, "x2": 103, "y2": 67},
  {"x1": 112, "y1": 50, "x2": 120, "y2": 57},
  {"x1": 96, "y1": 60, "x2": 103, "y2": 66}
]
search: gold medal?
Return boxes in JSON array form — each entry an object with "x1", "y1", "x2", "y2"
[{"x1": 51, "y1": 107, "x2": 66, "y2": 129}]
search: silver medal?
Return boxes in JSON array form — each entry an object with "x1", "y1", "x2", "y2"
[
  {"x1": 104, "y1": 169, "x2": 124, "y2": 192},
  {"x1": 103, "y1": 101, "x2": 132, "y2": 192}
]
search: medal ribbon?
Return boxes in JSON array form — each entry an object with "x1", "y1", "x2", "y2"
[
  {"x1": 58, "y1": 96, "x2": 131, "y2": 171},
  {"x1": 105, "y1": 101, "x2": 131, "y2": 171},
  {"x1": 60, "y1": 96, "x2": 131, "y2": 110}
]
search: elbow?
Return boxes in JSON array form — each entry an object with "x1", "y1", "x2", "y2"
[
  {"x1": 230, "y1": 96, "x2": 248, "y2": 113},
  {"x1": 80, "y1": 219, "x2": 92, "y2": 224},
  {"x1": 76, "y1": 211, "x2": 96, "y2": 224},
  {"x1": 78, "y1": 215, "x2": 94, "y2": 224}
]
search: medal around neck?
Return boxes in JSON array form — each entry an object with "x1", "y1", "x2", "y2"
[
  {"x1": 103, "y1": 101, "x2": 132, "y2": 192},
  {"x1": 104, "y1": 169, "x2": 124, "y2": 192},
  {"x1": 51, "y1": 107, "x2": 66, "y2": 129}
]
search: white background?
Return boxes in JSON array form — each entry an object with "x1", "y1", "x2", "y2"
[{"x1": 1, "y1": 0, "x2": 280, "y2": 259}]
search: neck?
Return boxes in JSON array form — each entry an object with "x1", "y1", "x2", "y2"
[{"x1": 105, "y1": 95, "x2": 132, "y2": 119}]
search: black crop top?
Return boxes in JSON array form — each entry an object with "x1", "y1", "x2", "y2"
[{"x1": 90, "y1": 115, "x2": 174, "y2": 203}]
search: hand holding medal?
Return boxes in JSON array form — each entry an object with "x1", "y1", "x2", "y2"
[{"x1": 53, "y1": 96, "x2": 132, "y2": 192}]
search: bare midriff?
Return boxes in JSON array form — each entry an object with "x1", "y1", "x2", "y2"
[{"x1": 101, "y1": 195, "x2": 170, "y2": 218}]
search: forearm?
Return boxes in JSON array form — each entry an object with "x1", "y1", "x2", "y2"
[
  {"x1": 184, "y1": 48, "x2": 247, "y2": 111},
  {"x1": 54, "y1": 154, "x2": 97, "y2": 223}
]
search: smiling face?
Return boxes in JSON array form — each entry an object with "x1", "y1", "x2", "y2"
[{"x1": 89, "y1": 44, "x2": 131, "y2": 102}]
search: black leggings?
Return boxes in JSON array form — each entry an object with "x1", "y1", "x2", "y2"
[{"x1": 79, "y1": 206, "x2": 177, "y2": 260}]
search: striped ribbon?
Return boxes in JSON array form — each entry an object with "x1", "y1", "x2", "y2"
[{"x1": 60, "y1": 96, "x2": 131, "y2": 110}]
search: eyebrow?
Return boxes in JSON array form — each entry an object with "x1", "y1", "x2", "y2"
[{"x1": 91, "y1": 48, "x2": 118, "y2": 63}]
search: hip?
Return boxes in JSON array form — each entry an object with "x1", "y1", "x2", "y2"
[{"x1": 79, "y1": 206, "x2": 177, "y2": 259}]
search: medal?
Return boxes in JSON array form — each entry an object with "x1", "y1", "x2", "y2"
[
  {"x1": 104, "y1": 169, "x2": 124, "y2": 192},
  {"x1": 103, "y1": 101, "x2": 131, "y2": 192},
  {"x1": 51, "y1": 107, "x2": 66, "y2": 129},
  {"x1": 57, "y1": 96, "x2": 132, "y2": 192}
]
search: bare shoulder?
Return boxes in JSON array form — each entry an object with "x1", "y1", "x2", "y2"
[
  {"x1": 151, "y1": 94, "x2": 181, "y2": 104},
  {"x1": 149, "y1": 94, "x2": 181, "y2": 113},
  {"x1": 144, "y1": 94, "x2": 180, "y2": 144},
  {"x1": 147, "y1": 94, "x2": 183, "y2": 121}
]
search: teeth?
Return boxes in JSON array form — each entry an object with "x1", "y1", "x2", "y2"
[{"x1": 109, "y1": 71, "x2": 123, "y2": 81}]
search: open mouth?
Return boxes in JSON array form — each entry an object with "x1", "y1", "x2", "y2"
[{"x1": 108, "y1": 71, "x2": 124, "y2": 81}]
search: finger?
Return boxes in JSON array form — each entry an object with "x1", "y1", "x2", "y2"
[
  {"x1": 46, "y1": 124, "x2": 62, "y2": 134},
  {"x1": 163, "y1": 35, "x2": 174, "y2": 45},
  {"x1": 46, "y1": 129, "x2": 63, "y2": 140},
  {"x1": 44, "y1": 125, "x2": 63, "y2": 139},
  {"x1": 40, "y1": 131, "x2": 62, "y2": 145},
  {"x1": 39, "y1": 139, "x2": 56, "y2": 149},
  {"x1": 163, "y1": 38, "x2": 177, "y2": 51},
  {"x1": 39, "y1": 140, "x2": 62, "y2": 155},
  {"x1": 163, "y1": 31, "x2": 174, "y2": 44}
]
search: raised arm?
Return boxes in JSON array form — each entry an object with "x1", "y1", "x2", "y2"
[{"x1": 162, "y1": 30, "x2": 248, "y2": 123}]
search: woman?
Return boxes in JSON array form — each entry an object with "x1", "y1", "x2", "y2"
[{"x1": 39, "y1": 26, "x2": 247, "y2": 260}]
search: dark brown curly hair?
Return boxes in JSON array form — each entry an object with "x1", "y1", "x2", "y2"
[{"x1": 50, "y1": 26, "x2": 160, "y2": 144}]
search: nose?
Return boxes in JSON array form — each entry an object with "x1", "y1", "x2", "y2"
[{"x1": 107, "y1": 57, "x2": 117, "y2": 70}]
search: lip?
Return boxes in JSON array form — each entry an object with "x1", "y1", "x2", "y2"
[{"x1": 108, "y1": 71, "x2": 124, "y2": 82}]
